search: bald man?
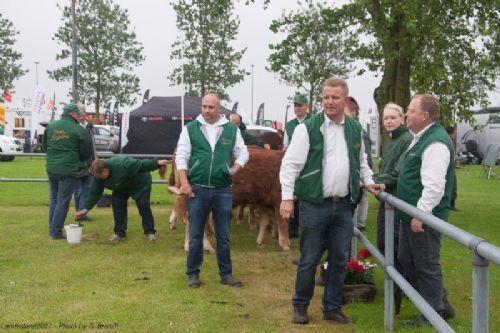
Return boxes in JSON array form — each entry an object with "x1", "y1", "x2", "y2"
[{"x1": 176, "y1": 93, "x2": 249, "y2": 289}]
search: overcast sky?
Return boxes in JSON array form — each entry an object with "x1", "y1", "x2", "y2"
[{"x1": 4, "y1": 0, "x2": 387, "y2": 124}]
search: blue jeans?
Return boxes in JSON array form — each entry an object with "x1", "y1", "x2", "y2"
[
  {"x1": 292, "y1": 198, "x2": 354, "y2": 313},
  {"x1": 111, "y1": 189, "x2": 156, "y2": 237},
  {"x1": 74, "y1": 175, "x2": 94, "y2": 211},
  {"x1": 48, "y1": 174, "x2": 79, "y2": 237},
  {"x1": 187, "y1": 185, "x2": 233, "y2": 278}
]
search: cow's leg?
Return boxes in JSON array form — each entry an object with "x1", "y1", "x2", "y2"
[
  {"x1": 248, "y1": 205, "x2": 257, "y2": 231},
  {"x1": 236, "y1": 205, "x2": 245, "y2": 225},
  {"x1": 275, "y1": 209, "x2": 291, "y2": 251},
  {"x1": 256, "y1": 209, "x2": 270, "y2": 248},
  {"x1": 203, "y1": 213, "x2": 215, "y2": 254},
  {"x1": 169, "y1": 209, "x2": 177, "y2": 230}
]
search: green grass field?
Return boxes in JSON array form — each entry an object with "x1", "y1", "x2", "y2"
[{"x1": 0, "y1": 156, "x2": 499, "y2": 332}]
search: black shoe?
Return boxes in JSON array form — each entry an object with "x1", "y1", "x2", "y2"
[
  {"x1": 292, "y1": 305, "x2": 309, "y2": 324},
  {"x1": 289, "y1": 232, "x2": 299, "y2": 239},
  {"x1": 50, "y1": 234, "x2": 65, "y2": 240},
  {"x1": 220, "y1": 275, "x2": 242, "y2": 287},
  {"x1": 188, "y1": 274, "x2": 200, "y2": 288},
  {"x1": 440, "y1": 297, "x2": 456, "y2": 320},
  {"x1": 451, "y1": 207, "x2": 460, "y2": 212},
  {"x1": 324, "y1": 308, "x2": 352, "y2": 324}
]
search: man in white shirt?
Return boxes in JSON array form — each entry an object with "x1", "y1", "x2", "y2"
[
  {"x1": 176, "y1": 93, "x2": 249, "y2": 289},
  {"x1": 279, "y1": 77, "x2": 383, "y2": 325},
  {"x1": 396, "y1": 94, "x2": 455, "y2": 325}
]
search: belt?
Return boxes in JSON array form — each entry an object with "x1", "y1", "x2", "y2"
[{"x1": 324, "y1": 195, "x2": 349, "y2": 203}]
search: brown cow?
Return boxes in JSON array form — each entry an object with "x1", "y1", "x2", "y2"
[{"x1": 168, "y1": 147, "x2": 290, "y2": 251}]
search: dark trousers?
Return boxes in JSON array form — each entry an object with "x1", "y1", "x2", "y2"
[
  {"x1": 398, "y1": 220, "x2": 445, "y2": 311},
  {"x1": 288, "y1": 199, "x2": 300, "y2": 237},
  {"x1": 111, "y1": 189, "x2": 156, "y2": 237},
  {"x1": 450, "y1": 172, "x2": 457, "y2": 208}
]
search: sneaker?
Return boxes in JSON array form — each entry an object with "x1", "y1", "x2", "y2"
[
  {"x1": 323, "y1": 308, "x2": 353, "y2": 324},
  {"x1": 146, "y1": 234, "x2": 157, "y2": 241},
  {"x1": 220, "y1": 275, "x2": 242, "y2": 287},
  {"x1": 188, "y1": 274, "x2": 200, "y2": 288},
  {"x1": 109, "y1": 234, "x2": 126, "y2": 242},
  {"x1": 440, "y1": 297, "x2": 456, "y2": 320},
  {"x1": 292, "y1": 304, "x2": 309, "y2": 324}
]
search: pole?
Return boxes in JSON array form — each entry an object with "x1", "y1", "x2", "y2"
[
  {"x1": 181, "y1": 34, "x2": 185, "y2": 128},
  {"x1": 71, "y1": 0, "x2": 78, "y2": 103},
  {"x1": 35, "y1": 61, "x2": 40, "y2": 86},
  {"x1": 251, "y1": 64, "x2": 254, "y2": 125}
]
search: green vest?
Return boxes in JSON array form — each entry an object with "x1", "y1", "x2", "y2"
[
  {"x1": 285, "y1": 115, "x2": 310, "y2": 141},
  {"x1": 295, "y1": 112, "x2": 362, "y2": 204},
  {"x1": 187, "y1": 120, "x2": 237, "y2": 188},
  {"x1": 396, "y1": 123, "x2": 454, "y2": 222}
]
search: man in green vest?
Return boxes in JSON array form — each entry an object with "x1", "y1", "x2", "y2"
[
  {"x1": 76, "y1": 156, "x2": 169, "y2": 242},
  {"x1": 279, "y1": 77, "x2": 383, "y2": 325},
  {"x1": 284, "y1": 93, "x2": 310, "y2": 238},
  {"x1": 42, "y1": 103, "x2": 93, "y2": 240},
  {"x1": 176, "y1": 93, "x2": 249, "y2": 289},
  {"x1": 396, "y1": 94, "x2": 455, "y2": 326}
]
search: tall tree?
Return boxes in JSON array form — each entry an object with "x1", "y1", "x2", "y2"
[
  {"x1": 49, "y1": 0, "x2": 144, "y2": 115},
  {"x1": 268, "y1": 1, "x2": 354, "y2": 113},
  {"x1": 324, "y1": 0, "x2": 499, "y2": 125},
  {"x1": 169, "y1": 0, "x2": 247, "y2": 101},
  {"x1": 0, "y1": 13, "x2": 27, "y2": 100}
]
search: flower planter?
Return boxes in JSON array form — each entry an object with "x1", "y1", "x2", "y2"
[{"x1": 342, "y1": 284, "x2": 377, "y2": 303}]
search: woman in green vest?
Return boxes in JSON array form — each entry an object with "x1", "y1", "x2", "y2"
[{"x1": 373, "y1": 102, "x2": 413, "y2": 313}]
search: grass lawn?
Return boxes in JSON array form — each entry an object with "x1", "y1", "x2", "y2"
[{"x1": 0, "y1": 157, "x2": 499, "y2": 332}]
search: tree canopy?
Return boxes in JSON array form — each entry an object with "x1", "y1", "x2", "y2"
[
  {"x1": 268, "y1": 1, "x2": 354, "y2": 113},
  {"x1": 169, "y1": 0, "x2": 247, "y2": 101},
  {"x1": 48, "y1": 0, "x2": 144, "y2": 114},
  {"x1": 0, "y1": 13, "x2": 27, "y2": 100}
]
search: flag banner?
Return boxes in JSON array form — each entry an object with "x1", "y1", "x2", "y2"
[
  {"x1": 142, "y1": 89, "x2": 150, "y2": 105},
  {"x1": 256, "y1": 103, "x2": 265, "y2": 125},
  {"x1": 31, "y1": 85, "x2": 45, "y2": 142},
  {"x1": 113, "y1": 102, "x2": 119, "y2": 126},
  {"x1": 49, "y1": 93, "x2": 56, "y2": 122},
  {"x1": 0, "y1": 105, "x2": 5, "y2": 135},
  {"x1": 231, "y1": 102, "x2": 239, "y2": 114},
  {"x1": 103, "y1": 101, "x2": 111, "y2": 125},
  {"x1": 285, "y1": 105, "x2": 290, "y2": 124},
  {"x1": 120, "y1": 111, "x2": 130, "y2": 149}
]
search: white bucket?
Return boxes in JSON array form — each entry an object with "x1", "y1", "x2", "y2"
[{"x1": 65, "y1": 224, "x2": 83, "y2": 244}]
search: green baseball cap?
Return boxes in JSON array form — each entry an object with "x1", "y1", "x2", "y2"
[
  {"x1": 62, "y1": 103, "x2": 79, "y2": 115},
  {"x1": 293, "y1": 93, "x2": 308, "y2": 105}
]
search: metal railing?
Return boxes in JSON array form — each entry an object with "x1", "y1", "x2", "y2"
[
  {"x1": 0, "y1": 152, "x2": 172, "y2": 184},
  {"x1": 354, "y1": 191, "x2": 500, "y2": 332}
]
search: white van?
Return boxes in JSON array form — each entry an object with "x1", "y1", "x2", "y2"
[
  {"x1": 92, "y1": 125, "x2": 120, "y2": 153},
  {"x1": 0, "y1": 135, "x2": 23, "y2": 161}
]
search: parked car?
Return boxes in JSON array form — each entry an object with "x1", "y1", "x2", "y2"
[
  {"x1": 92, "y1": 125, "x2": 120, "y2": 153},
  {"x1": 0, "y1": 135, "x2": 22, "y2": 161}
]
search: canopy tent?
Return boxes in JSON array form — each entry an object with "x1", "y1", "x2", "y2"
[{"x1": 121, "y1": 96, "x2": 232, "y2": 155}]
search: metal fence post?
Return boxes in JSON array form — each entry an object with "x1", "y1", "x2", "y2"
[
  {"x1": 472, "y1": 250, "x2": 489, "y2": 333},
  {"x1": 384, "y1": 202, "x2": 395, "y2": 330}
]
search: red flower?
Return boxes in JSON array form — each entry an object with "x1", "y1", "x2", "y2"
[
  {"x1": 357, "y1": 249, "x2": 371, "y2": 260},
  {"x1": 346, "y1": 260, "x2": 365, "y2": 273}
]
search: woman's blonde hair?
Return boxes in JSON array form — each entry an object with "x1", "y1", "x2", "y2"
[{"x1": 383, "y1": 102, "x2": 404, "y2": 118}]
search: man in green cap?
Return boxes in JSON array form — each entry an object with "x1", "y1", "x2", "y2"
[
  {"x1": 284, "y1": 93, "x2": 310, "y2": 238},
  {"x1": 42, "y1": 103, "x2": 93, "y2": 240}
]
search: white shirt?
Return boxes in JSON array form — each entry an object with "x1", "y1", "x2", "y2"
[
  {"x1": 283, "y1": 116, "x2": 307, "y2": 148},
  {"x1": 408, "y1": 122, "x2": 451, "y2": 214},
  {"x1": 175, "y1": 114, "x2": 249, "y2": 171},
  {"x1": 280, "y1": 114, "x2": 374, "y2": 200}
]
